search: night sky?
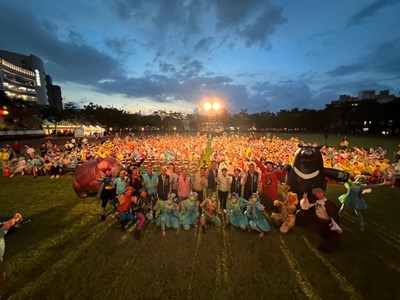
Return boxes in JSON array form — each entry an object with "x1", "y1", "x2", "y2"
[{"x1": 1, "y1": 0, "x2": 399, "y2": 114}]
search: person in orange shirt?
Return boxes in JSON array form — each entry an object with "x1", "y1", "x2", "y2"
[{"x1": 116, "y1": 187, "x2": 136, "y2": 231}]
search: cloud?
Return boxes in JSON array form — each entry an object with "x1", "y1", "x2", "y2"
[
  {"x1": 238, "y1": 5, "x2": 287, "y2": 49},
  {"x1": 194, "y1": 37, "x2": 215, "y2": 53},
  {"x1": 327, "y1": 39, "x2": 400, "y2": 78},
  {"x1": 346, "y1": 0, "x2": 399, "y2": 27},
  {"x1": 0, "y1": 4, "x2": 121, "y2": 86}
]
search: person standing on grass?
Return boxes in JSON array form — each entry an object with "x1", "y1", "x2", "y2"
[
  {"x1": 338, "y1": 175, "x2": 385, "y2": 231},
  {"x1": 157, "y1": 166, "x2": 172, "y2": 201},
  {"x1": 216, "y1": 168, "x2": 230, "y2": 211},
  {"x1": 230, "y1": 168, "x2": 244, "y2": 197},
  {"x1": 205, "y1": 160, "x2": 218, "y2": 197},
  {"x1": 142, "y1": 165, "x2": 158, "y2": 209},
  {"x1": 177, "y1": 167, "x2": 192, "y2": 203},
  {"x1": 128, "y1": 166, "x2": 143, "y2": 198},
  {"x1": 99, "y1": 170, "x2": 115, "y2": 221},
  {"x1": 243, "y1": 163, "x2": 259, "y2": 200},
  {"x1": 112, "y1": 170, "x2": 129, "y2": 208},
  {"x1": 192, "y1": 166, "x2": 208, "y2": 203}
]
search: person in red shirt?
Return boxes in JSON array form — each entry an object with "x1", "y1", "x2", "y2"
[{"x1": 254, "y1": 159, "x2": 287, "y2": 202}]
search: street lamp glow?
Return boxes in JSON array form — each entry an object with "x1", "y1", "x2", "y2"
[
  {"x1": 204, "y1": 102, "x2": 212, "y2": 111},
  {"x1": 213, "y1": 101, "x2": 220, "y2": 111}
]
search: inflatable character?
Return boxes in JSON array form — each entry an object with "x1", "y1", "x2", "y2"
[
  {"x1": 286, "y1": 144, "x2": 349, "y2": 252},
  {"x1": 73, "y1": 157, "x2": 123, "y2": 198},
  {"x1": 286, "y1": 144, "x2": 349, "y2": 202}
]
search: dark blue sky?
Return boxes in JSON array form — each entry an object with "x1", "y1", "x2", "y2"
[{"x1": 1, "y1": 0, "x2": 399, "y2": 114}]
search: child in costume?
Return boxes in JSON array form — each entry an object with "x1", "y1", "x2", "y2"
[
  {"x1": 199, "y1": 192, "x2": 221, "y2": 234},
  {"x1": 225, "y1": 193, "x2": 249, "y2": 230},
  {"x1": 179, "y1": 192, "x2": 200, "y2": 230},
  {"x1": 338, "y1": 175, "x2": 385, "y2": 231},
  {"x1": 153, "y1": 195, "x2": 179, "y2": 236},
  {"x1": 245, "y1": 193, "x2": 270, "y2": 237},
  {"x1": 271, "y1": 186, "x2": 298, "y2": 234}
]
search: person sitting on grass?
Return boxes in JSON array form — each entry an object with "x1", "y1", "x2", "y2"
[
  {"x1": 179, "y1": 192, "x2": 199, "y2": 231},
  {"x1": 271, "y1": 186, "x2": 298, "y2": 234},
  {"x1": 245, "y1": 193, "x2": 270, "y2": 237},
  {"x1": 199, "y1": 192, "x2": 221, "y2": 234},
  {"x1": 225, "y1": 193, "x2": 249, "y2": 230},
  {"x1": 153, "y1": 195, "x2": 179, "y2": 237}
]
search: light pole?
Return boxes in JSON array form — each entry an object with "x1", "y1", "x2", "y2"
[{"x1": 203, "y1": 99, "x2": 221, "y2": 131}]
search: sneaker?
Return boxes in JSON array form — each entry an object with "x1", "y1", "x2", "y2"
[
  {"x1": 50, "y1": 175, "x2": 55, "y2": 179},
  {"x1": 56, "y1": 175, "x2": 60, "y2": 178},
  {"x1": 101, "y1": 214, "x2": 106, "y2": 221}
]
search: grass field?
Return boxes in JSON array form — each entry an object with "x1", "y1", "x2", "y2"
[{"x1": 1, "y1": 173, "x2": 399, "y2": 300}]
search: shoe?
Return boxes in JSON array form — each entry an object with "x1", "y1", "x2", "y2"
[
  {"x1": 10, "y1": 174, "x2": 14, "y2": 178},
  {"x1": 56, "y1": 175, "x2": 60, "y2": 178},
  {"x1": 101, "y1": 214, "x2": 106, "y2": 221},
  {"x1": 162, "y1": 231, "x2": 166, "y2": 237},
  {"x1": 50, "y1": 175, "x2": 55, "y2": 179}
]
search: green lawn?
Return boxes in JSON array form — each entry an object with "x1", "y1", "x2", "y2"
[{"x1": 1, "y1": 173, "x2": 399, "y2": 300}]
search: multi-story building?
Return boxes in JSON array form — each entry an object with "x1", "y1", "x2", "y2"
[
  {"x1": 0, "y1": 49, "x2": 62, "y2": 108},
  {"x1": 46, "y1": 75, "x2": 63, "y2": 111}
]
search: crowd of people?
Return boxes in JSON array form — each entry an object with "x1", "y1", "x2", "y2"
[{"x1": 1, "y1": 133, "x2": 399, "y2": 239}]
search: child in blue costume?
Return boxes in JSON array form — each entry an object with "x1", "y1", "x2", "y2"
[
  {"x1": 179, "y1": 192, "x2": 199, "y2": 230},
  {"x1": 226, "y1": 193, "x2": 249, "y2": 230},
  {"x1": 339, "y1": 175, "x2": 385, "y2": 231},
  {"x1": 153, "y1": 195, "x2": 179, "y2": 236},
  {"x1": 245, "y1": 193, "x2": 270, "y2": 237}
]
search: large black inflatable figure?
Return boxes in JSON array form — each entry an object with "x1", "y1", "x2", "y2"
[
  {"x1": 286, "y1": 144, "x2": 350, "y2": 252},
  {"x1": 287, "y1": 144, "x2": 349, "y2": 198}
]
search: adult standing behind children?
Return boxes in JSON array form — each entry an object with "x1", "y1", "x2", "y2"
[
  {"x1": 142, "y1": 165, "x2": 159, "y2": 208},
  {"x1": 243, "y1": 163, "x2": 259, "y2": 200},
  {"x1": 206, "y1": 160, "x2": 218, "y2": 197}
]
